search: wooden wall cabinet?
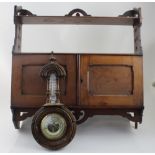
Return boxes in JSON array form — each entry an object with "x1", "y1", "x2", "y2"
[{"x1": 11, "y1": 6, "x2": 144, "y2": 131}]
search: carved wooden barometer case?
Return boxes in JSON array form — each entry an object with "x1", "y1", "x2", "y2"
[{"x1": 11, "y1": 6, "x2": 144, "y2": 150}]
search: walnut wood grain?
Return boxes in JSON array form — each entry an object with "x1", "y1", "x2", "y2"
[
  {"x1": 15, "y1": 16, "x2": 138, "y2": 25},
  {"x1": 11, "y1": 54, "x2": 77, "y2": 107},
  {"x1": 80, "y1": 54, "x2": 143, "y2": 108}
]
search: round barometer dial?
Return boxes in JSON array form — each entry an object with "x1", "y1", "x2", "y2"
[
  {"x1": 31, "y1": 105, "x2": 76, "y2": 150},
  {"x1": 41, "y1": 113, "x2": 67, "y2": 140}
]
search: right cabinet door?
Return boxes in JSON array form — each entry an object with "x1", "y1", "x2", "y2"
[{"x1": 80, "y1": 54, "x2": 143, "y2": 108}]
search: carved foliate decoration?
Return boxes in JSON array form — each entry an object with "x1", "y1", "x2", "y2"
[
  {"x1": 14, "y1": 5, "x2": 36, "y2": 16},
  {"x1": 40, "y1": 52, "x2": 66, "y2": 79},
  {"x1": 65, "y1": 8, "x2": 91, "y2": 17},
  {"x1": 119, "y1": 9, "x2": 139, "y2": 17}
]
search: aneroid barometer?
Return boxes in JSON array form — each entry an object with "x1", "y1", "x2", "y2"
[{"x1": 31, "y1": 52, "x2": 76, "y2": 150}]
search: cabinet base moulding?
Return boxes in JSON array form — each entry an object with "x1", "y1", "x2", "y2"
[{"x1": 11, "y1": 106, "x2": 144, "y2": 129}]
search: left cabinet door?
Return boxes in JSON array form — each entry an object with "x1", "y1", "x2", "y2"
[{"x1": 11, "y1": 54, "x2": 77, "y2": 108}]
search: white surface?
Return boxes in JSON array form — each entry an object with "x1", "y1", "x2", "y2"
[{"x1": 0, "y1": 2, "x2": 155, "y2": 153}]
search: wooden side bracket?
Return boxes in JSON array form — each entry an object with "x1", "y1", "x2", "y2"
[
  {"x1": 11, "y1": 108, "x2": 38, "y2": 129},
  {"x1": 133, "y1": 8, "x2": 143, "y2": 55},
  {"x1": 12, "y1": 6, "x2": 36, "y2": 54},
  {"x1": 12, "y1": 6, "x2": 22, "y2": 53}
]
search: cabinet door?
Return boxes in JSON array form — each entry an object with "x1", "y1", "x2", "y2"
[
  {"x1": 11, "y1": 54, "x2": 77, "y2": 107},
  {"x1": 80, "y1": 55, "x2": 143, "y2": 108}
]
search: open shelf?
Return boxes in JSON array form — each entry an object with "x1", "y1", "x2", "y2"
[
  {"x1": 16, "y1": 16, "x2": 138, "y2": 26},
  {"x1": 13, "y1": 6, "x2": 142, "y2": 54}
]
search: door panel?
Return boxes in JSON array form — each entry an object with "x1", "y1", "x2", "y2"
[
  {"x1": 11, "y1": 54, "x2": 77, "y2": 107},
  {"x1": 80, "y1": 54, "x2": 143, "y2": 108},
  {"x1": 89, "y1": 65, "x2": 133, "y2": 95}
]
